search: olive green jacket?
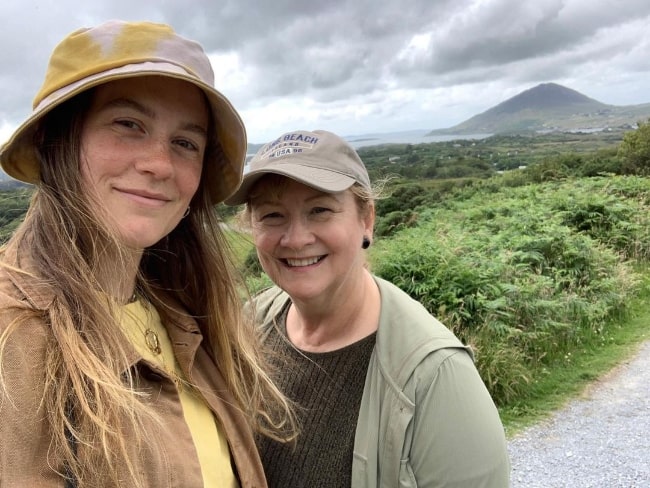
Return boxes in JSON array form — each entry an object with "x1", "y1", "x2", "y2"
[{"x1": 253, "y1": 276, "x2": 510, "y2": 487}]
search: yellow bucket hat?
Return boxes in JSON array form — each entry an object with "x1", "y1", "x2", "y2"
[{"x1": 0, "y1": 20, "x2": 246, "y2": 204}]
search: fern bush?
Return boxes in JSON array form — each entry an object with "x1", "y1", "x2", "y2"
[
  {"x1": 372, "y1": 176, "x2": 649, "y2": 405},
  {"x1": 552, "y1": 178, "x2": 650, "y2": 260}
]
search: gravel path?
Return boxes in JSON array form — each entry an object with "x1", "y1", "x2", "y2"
[{"x1": 507, "y1": 340, "x2": 650, "y2": 488}]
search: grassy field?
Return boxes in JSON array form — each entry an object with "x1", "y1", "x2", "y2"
[{"x1": 498, "y1": 270, "x2": 650, "y2": 436}]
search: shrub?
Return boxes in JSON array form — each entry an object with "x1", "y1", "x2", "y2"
[
  {"x1": 242, "y1": 247, "x2": 264, "y2": 275},
  {"x1": 375, "y1": 210, "x2": 418, "y2": 237},
  {"x1": 371, "y1": 178, "x2": 644, "y2": 405},
  {"x1": 577, "y1": 148, "x2": 621, "y2": 176},
  {"x1": 617, "y1": 119, "x2": 650, "y2": 174}
]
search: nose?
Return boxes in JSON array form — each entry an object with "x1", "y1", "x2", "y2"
[
  {"x1": 280, "y1": 218, "x2": 315, "y2": 250},
  {"x1": 134, "y1": 139, "x2": 174, "y2": 179}
]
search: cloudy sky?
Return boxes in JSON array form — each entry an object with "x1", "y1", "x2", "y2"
[{"x1": 1, "y1": 0, "x2": 650, "y2": 145}]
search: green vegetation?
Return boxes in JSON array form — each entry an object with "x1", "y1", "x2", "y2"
[
  {"x1": 2, "y1": 123, "x2": 650, "y2": 435},
  {"x1": 618, "y1": 119, "x2": 650, "y2": 174},
  {"x1": 371, "y1": 176, "x2": 649, "y2": 407},
  {"x1": 498, "y1": 278, "x2": 649, "y2": 435},
  {"x1": 0, "y1": 187, "x2": 32, "y2": 243},
  {"x1": 357, "y1": 129, "x2": 627, "y2": 183}
]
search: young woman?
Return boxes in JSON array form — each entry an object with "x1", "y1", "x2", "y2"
[
  {"x1": 0, "y1": 20, "x2": 293, "y2": 487},
  {"x1": 226, "y1": 129, "x2": 511, "y2": 487}
]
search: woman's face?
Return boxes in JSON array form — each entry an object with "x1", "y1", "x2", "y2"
[
  {"x1": 79, "y1": 76, "x2": 208, "y2": 249},
  {"x1": 250, "y1": 178, "x2": 374, "y2": 303}
]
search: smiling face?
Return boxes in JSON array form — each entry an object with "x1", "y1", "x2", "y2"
[
  {"x1": 250, "y1": 177, "x2": 374, "y2": 304},
  {"x1": 79, "y1": 76, "x2": 209, "y2": 250}
]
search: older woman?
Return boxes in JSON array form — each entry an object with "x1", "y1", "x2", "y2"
[
  {"x1": 0, "y1": 20, "x2": 292, "y2": 487},
  {"x1": 226, "y1": 129, "x2": 511, "y2": 487}
]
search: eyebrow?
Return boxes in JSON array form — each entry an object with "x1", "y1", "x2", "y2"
[{"x1": 102, "y1": 98, "x2": 208, "y2": 137}]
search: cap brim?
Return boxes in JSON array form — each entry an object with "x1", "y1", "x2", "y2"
[{"x1": 224, "y1": 162, "x2": 356, "y2": 205}]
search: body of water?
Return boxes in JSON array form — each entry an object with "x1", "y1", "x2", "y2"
[
  {"x1": 344, "y1": 129, "x2": 492, "y2": 149},
  {"x1": 244, "y1": 130, "x2": 492, "y2": 163}
]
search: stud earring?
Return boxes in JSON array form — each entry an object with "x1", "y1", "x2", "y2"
[{"x1": 362, "y1": 236, "x2": 371, "y2": 249}]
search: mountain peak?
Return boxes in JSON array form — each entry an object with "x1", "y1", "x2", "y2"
[
  {"x1": 427, "y1": 82, "x2": 647, "y2": 135},
  {"x1": 490, "y1": 83, "x2": 605, "y2": 115}
]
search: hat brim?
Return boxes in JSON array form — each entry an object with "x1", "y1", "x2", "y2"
[
  {"x1": 0, "y1": 62, "x2": 246, "y2": 204},
  {"x1": 224, "y1": 162, "x2": 357, "y2": 205}
]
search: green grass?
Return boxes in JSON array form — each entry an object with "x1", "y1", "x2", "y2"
[
  {"x1": 224, "y1": 226, "x2": 253, "y2": 269},
  {"x1": 499, "y1": 270, "x2": 650, "y2": 437}
]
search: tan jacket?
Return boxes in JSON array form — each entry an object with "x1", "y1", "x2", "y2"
[{"x1": 0, "y1": 241, "x2": 266, "y2": 487}]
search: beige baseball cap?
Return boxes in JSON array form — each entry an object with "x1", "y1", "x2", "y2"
[
  {"x1": 0, "y1": 20, "x2": 247, "y2": 204},
  {"x1": 224, "y1": 129, "x2": 370, "y2": 205}
]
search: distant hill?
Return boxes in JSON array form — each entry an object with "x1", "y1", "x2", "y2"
[
  {"x1": 0, "y1": 179, "x2": 30, "y2": 191},
  {"x1": 429, "y1": 82, "x2": 650, "y2": 135}
]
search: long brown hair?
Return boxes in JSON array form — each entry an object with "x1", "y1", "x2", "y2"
[{"x1": 0, "y1": 90, "x2": 295, "y2": 486}]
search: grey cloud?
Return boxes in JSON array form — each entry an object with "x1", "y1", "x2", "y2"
[
  {"x1": 1, "y1": 0, "x2": 649, "y2": 141},
  {"x1": 187, "y1": 0, "x2": 455, "y2": 100},
  {"x1": 392, "y1": 0, "x2": 650, "y2": 77}
]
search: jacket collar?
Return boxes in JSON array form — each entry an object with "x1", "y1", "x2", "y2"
[
  {"x1": 256, "y1": 276, "x2": 469, "y2": 385},
  {"x1": 3, "y1": 238, "x2": 204, "y2": 375},
  {"x1": 2, "y1": 238, "x2": 55, "y2": 310}
]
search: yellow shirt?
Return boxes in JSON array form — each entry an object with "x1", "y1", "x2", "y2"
[{"x1": 121, "y1": 300, "x2": 237, "y2": 488}]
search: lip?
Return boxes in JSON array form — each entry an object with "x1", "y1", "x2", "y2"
[{"x1": 115, "y1": 187, "x2": 171, "y2": 206}]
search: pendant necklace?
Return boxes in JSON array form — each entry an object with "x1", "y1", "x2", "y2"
[
  {"x1": 126, "y1": 298, "x2": 184, "y2": 391},
  {"x1": 143, "y1": 328, "x2": 162, "y2": 355}
]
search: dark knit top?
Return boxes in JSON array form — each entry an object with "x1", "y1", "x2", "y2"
[{"x1": 258, "y1": 305, "x2": 376, "y2": 488}]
